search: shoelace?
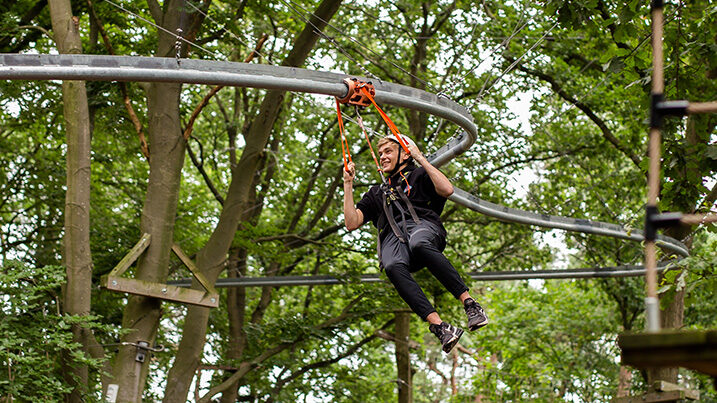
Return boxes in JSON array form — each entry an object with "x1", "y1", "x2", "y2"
[{"x1": 465, "y1": 302, "x2": 482, "y2": 316}]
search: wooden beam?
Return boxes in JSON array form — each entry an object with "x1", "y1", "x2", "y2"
[
  {"x1": 100, "y1": 235, "x2": 219, "y2": 307},
  {"x1": 108, "y1": 233, "x2": 151, "y2": 277},
  {"x1": 101, "y1": 275, "x2": 219, "y2": 308},
  {"x1": 171, "y1": 243, "x2": 217, "y2": 295}
]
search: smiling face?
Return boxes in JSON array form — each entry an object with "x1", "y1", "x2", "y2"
[{"x1": 377, "y1": 140, "x2": 410, "y2": 172}]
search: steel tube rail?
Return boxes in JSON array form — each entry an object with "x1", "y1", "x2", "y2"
[
  {"x1": 167, "y1": 264, "x2": 673, "y2": 288},
  {"x1": 449, "y1": 188, "x2": 689, "y2": 257},
  {"x1": 0, "y1": 54, "x2": 477, "y2": 150},
  {"x1": 0, "y1": 53, "x2": 688, "y2": 257}
]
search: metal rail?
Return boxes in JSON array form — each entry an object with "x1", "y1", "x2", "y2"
[
  {"x1": 449, "y1": 188, "x2": 689, "y2": 257},
  {"x1": 0, "y1": 53, "x2": 476, "y2": 158},
  {"x1": 0, "y1": 53, "x2": 688, "y2": 257},
  {"x1": 166, "y1": 263, "x2": 674, "y2": 287}
]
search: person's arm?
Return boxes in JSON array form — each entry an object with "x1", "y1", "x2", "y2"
[
  {"x1": 343, "y1": 162, "x2": 365, "y2": 231},
  {"x1": 406, "y1": 143, "x2": 454, "y2": 198}
]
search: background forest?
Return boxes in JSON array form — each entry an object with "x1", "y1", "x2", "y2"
[{"x1": 0, "y1": 0, "x2": 716, "y2": 401}]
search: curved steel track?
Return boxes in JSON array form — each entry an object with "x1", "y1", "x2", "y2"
[{"x1": 0, "y1": 54, "x2": 688, "y2": 271}]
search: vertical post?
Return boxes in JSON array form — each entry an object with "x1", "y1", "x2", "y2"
[
  {"x1": 395, "y1": 311, "x2": 413, "y2": 403},
  {"x1": 645, "y1": 0, "x2": 665, "y2": 332}
]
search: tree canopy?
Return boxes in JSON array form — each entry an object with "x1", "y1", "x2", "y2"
[{"x1": 0, "y1": 0, "x2": 715, "y2": 401}]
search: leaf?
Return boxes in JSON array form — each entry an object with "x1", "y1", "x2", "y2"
[
  {"x1": 705, "y1": 145, "x2": 717, "y2": 160},
  {"x1": 657, "y1": 284, "x2": 673, "y2": 294},
  {"x1": 675, "y1": 270, "x2": 688, "y2": 292}
]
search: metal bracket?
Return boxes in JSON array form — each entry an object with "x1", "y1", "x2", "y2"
[
  {"x1": 129, "y1": 341, "x2": 165, "y2": 363},
  {"x1": 650, "y1": 93, "x2": 689, "y2": 129},
  {"x1": 644, "y1": 206, "x2": 683, "y2": 241}
]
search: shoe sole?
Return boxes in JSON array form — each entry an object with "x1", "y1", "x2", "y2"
[
  {"x1": 442, "y1": 327, "x2": 464, "y2": 353},
  {"x1": 468, "y1": 319, "x2": 488, "y2": 331}
]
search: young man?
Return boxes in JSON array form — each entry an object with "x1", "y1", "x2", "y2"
[{"x1": 342, "y1": 134, "x2": 488, "y2": 353}]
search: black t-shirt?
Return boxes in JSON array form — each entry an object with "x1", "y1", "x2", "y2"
[{"x1": 356, "y1": 164, "x2": 447, "y2": 240}]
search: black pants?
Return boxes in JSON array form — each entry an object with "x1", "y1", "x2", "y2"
[{"x1": 380, "y1": 219, "x2": 469, "y2": 320}]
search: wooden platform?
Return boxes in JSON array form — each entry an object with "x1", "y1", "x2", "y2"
[
  {"x1": 618, "y1": 329, "x2": 717, "y2": 377},
  {"x1": 613, "y1": 381, "x2": 699, "y2": 402}
]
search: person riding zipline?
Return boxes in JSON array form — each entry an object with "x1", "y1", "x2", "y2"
[{"x1": 342, "y1": 133, "x2": 488, "y2": 353}]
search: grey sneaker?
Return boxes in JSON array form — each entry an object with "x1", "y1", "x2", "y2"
[
  {"x1": 429, "y1": 321, "x2": 464, "y2": 353},
  {"x1": 464, "y1": 298, "x2": 488, "y2": 331}
]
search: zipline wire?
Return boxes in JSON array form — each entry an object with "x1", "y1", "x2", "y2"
[
  {"x1": 276, "y1": 0, "x2": 379, "y2": 80},
  {"x1": 184, "y1": 1, "x2": 270, "y2": 61},
  {"x1": 438, "y1": 13, "x2": 535, "y2": 99},
  {"x1": 102, "y1": 0, "x2": 219, "y2": 58},
  {"x1": 279, "y1": 0, "x2": 443, "y2": 92},
  {"x1": 475, "y1": 20, "x2": 560, "y2": 102}
]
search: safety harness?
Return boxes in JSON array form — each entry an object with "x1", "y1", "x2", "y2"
[{"x1": 378, "y1": 169, "x2": 421, "y2": 242}]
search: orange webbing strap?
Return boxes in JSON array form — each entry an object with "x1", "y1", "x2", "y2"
[
  {"x1": 354, "y1": 106, "x2": 383, "y2": 176},
  {"x1": 359, "y1": 86, "x2": 411, "y2": 155},
  {"x1": 335, "y1": 98, "x2": 352, "y2": 173}
]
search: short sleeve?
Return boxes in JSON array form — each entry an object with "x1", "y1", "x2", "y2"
[
  {"x1": 419, "y1": 167, "x2": 442, "y2": 200},
  {"x1": 356, "y1": 189, "x2": 378, "y2": 226}
]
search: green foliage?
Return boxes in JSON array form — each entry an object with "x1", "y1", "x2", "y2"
[
  {"x1": 463, "y1": 280, "x2": 620, "y2": 401},
  {"x1": 675, "y1": 231, "x2": 717, "y2": 327},
  {"x1": 1, "y1": 0, "x2": 716, "y2": 400},
  {"x1": 0, "y1": 261, "x2": 107, "y2": 401}
]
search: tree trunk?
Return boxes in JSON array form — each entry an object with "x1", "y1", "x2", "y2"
[
  {"x1": 395, "y1": 311, "x2": 412, "y2": 403},
  {"x1": 47, "y1": 0, "x2": 94, "y2": 400},
  {"x1": 110, "y1": 79, "x2": 185, "y2": 402},
  {"x1": 162, "y1": 1, "x2": 344, "y2": 400},
  {"x1": 107, "y1": 1, "x2": 190, "y2": 400},
  {"x1": 219, "y1": 249, "x2": 248, "y2": 403},
  {"x1": 616, "y1": 365, "x2": 633, "y2": 397}
]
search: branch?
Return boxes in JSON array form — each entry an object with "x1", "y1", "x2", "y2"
[
  {"x1": 183, "y1": 85, "x2": 224, "y2": 141},
  {"x1": 193, "y1": 0, "x2": 246, "y2": 46},
  {"x1": 86, "y1": 0, "x2": 149, "y2": 161},
  {"x1": 186, "y1": 137, "x2": 224, "y2": 205},
  {"x1": 697, "y1": 181, "x2": 717, "y2": 213},
  {"x1": 182, "y1": 34, "x2": 268, "y2": 141},
  {"x1": 1, "y1": 0, "x2": 48, "y2": 52},
  {"x1": 428, "y1": 1, "x2": 457, "y2": 36},
  {"x1": 271, "y1": 319, "x2": 395, "y2": 396},
  {"x1": 596, "y1": 0, "x2": 633, "y2": 52},
  {"x1": 474, "y1": 145, "x2": 594, "y2": 187},
  {"x1": 198, "y1": 294, "x2": 365, "y2": 402},
  {"x1": 510, "y1": 59, "x2": 642, "y2": 168},
  {"x1": 427, "y1": 359, "x2": 449, "y2": 385},
  {"x1": 16, "y1": 25, "x2": 53, "y2": 41}
]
